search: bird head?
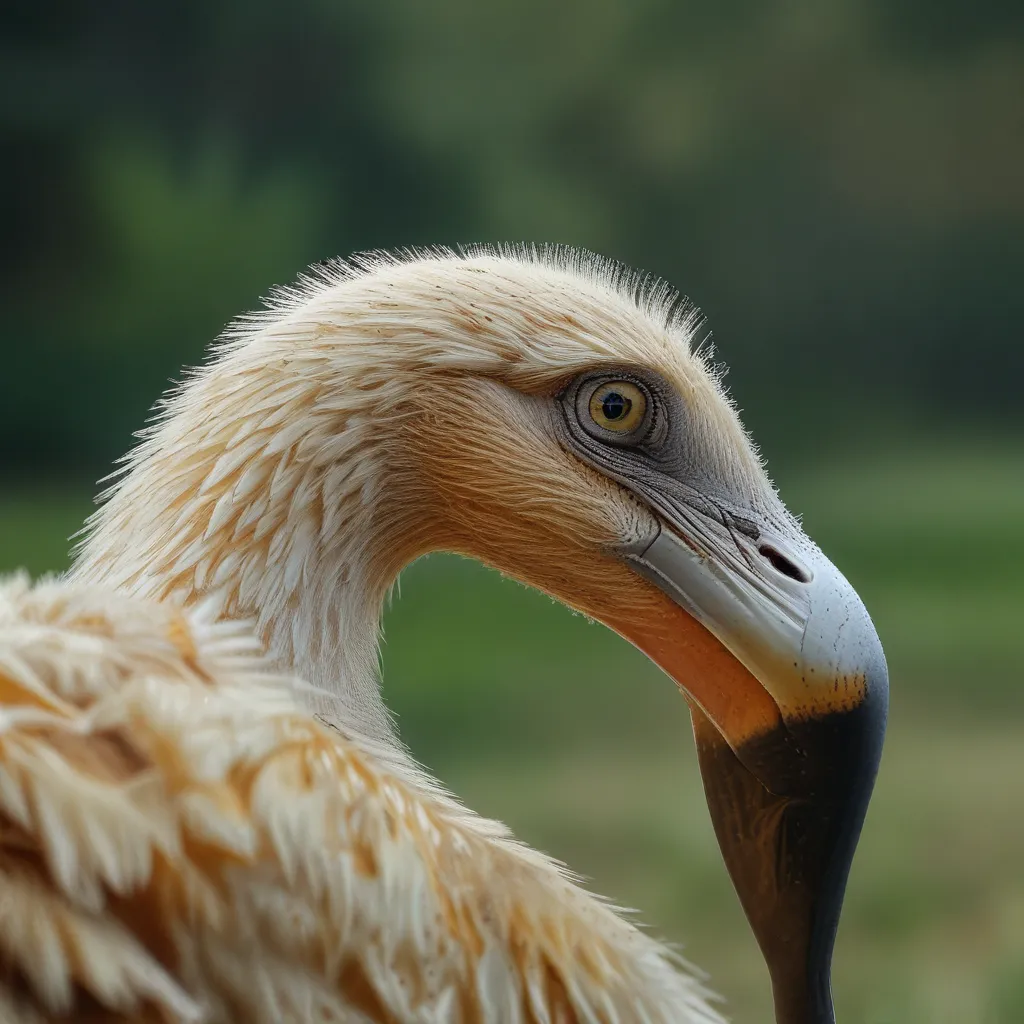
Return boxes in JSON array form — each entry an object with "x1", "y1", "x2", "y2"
[
  {"x1": 363, "y1": 248, "x2": 888, "y2": 1024},
  {"x1": 76, "y1": 245, "x2": 887, "y2": 1024}
]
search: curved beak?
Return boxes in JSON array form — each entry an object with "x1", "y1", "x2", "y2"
[{"x1": 623, "y1": 516, "x2": 888, "y2": 1024}]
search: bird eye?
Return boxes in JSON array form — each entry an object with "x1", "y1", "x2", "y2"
[{"x1": 588, "y1": 381, "x2": 647, "y2": 433}]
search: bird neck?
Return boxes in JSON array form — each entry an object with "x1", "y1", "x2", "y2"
[{"x1": 70, "y1": 290, "x2": 449, "y2": 748}]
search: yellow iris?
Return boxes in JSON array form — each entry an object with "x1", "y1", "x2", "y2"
[{"x1": 588, "y1": 381, "x2": 647, "y2": 433}]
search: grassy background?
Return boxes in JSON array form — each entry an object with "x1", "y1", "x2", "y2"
[{"x1": 3, "y1": 440, "x2": 1022, "y2": 1022}]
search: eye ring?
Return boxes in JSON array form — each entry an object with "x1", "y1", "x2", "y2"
[{"x1": 575, "y1": 377, "x2": 653, "y2": 444}]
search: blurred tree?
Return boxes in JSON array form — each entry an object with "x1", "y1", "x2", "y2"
[{"x1": 0, "y1": 0, "x2": 1020, "y2": 475}]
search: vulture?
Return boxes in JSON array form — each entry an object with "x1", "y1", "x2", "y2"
[{"x1": 0, "y1": 246, "x2": 888, "y2": 1024}]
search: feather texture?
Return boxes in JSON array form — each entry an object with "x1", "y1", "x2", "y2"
[{"x1": 0, "y1": 574, "x2": 721, "y2": 1022}]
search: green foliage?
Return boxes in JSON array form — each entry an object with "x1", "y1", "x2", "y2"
[
  {"x1": 81, "y1": 135, "x2": 322, "y2": 355},
  {"x1": 1, "y1": 0, "x2": 1022, "y2": 473}
]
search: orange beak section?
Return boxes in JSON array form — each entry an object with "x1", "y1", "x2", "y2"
[{"x1": 601, "y1": 582, "x2": 784, "y2": 746}]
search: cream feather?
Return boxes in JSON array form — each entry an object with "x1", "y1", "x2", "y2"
[
  {"x1": 2, "y1": 246, "x2": 780, "y2": 1020},
  {"x1": 0, "y1": 573, "x2": 720, "y2": 1022}
]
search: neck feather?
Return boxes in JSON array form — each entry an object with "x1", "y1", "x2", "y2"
[{"x1": 71, "y1": 273, "x2": 444, "y2": 746}]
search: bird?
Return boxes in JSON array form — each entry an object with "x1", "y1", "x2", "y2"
[{"x1": 0, "y1": 245, "x2": 888, "y2": 1024}]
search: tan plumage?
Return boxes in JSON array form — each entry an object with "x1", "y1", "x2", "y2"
[
  {"x1": 0, "y1": 246, "x2": 884, "y2": 1022},
  {"x1": 0, "y1": 573, "x2": 717, "y2": 1022}
]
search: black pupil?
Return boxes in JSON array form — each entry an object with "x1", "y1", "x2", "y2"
[{"x1": 602, "y1": 391, "x2": 631, "y2": 421}]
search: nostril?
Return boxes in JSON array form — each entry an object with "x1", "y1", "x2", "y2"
[{"x1": 759, "y1": 544, "x2": 812, "y2": 583}]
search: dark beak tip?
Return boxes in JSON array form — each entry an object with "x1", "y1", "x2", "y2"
[{"x1": 694, "y1": 680, "x2": 889, "y2": 1024}]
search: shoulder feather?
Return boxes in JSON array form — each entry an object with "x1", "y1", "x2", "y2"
[{"x1": 0, "y1": 574, "x2": 721, "y2": 1023}]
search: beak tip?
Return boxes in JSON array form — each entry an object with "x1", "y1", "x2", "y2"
[{"x1": 802, "y1": 559, "x2": 890, "y2": 709}]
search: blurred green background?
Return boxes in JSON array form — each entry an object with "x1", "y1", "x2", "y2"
[{"x1": 2, "y1": 2, "x2": 1022, "y2": 1021}]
